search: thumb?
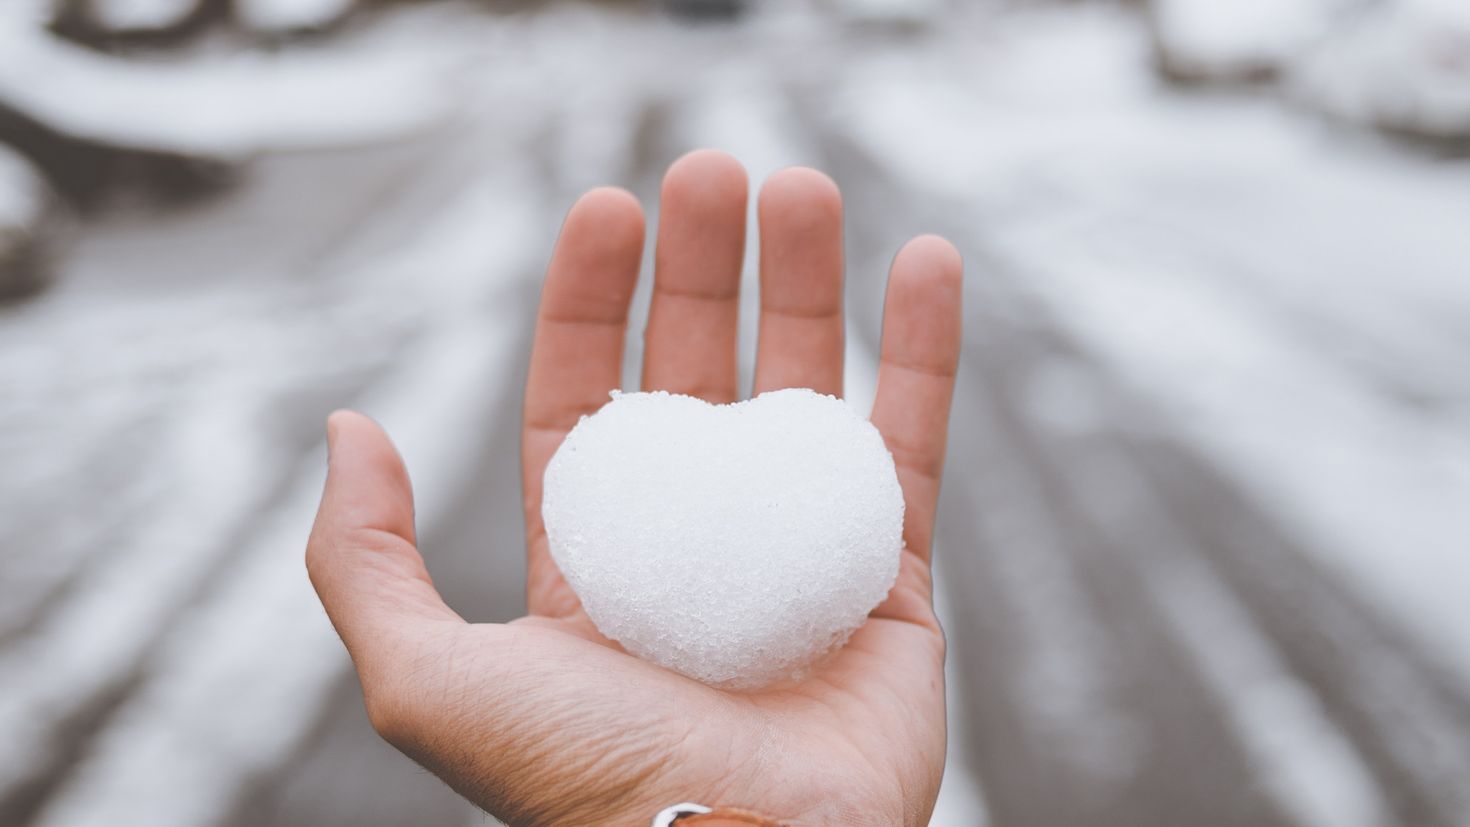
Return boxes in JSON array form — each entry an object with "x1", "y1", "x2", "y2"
[{"x1": 307, "y1": 410, "x2": 462, "y2": 674}]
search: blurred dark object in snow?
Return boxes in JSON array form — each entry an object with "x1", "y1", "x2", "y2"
[
  {"x1": 234, "y1": 0, "x2": 356, "y2": 40},
  {"x1": 0, "y1": 99, "x2": 234, "y2": 207},
  {"x1": 47, "y1": 0, "x2": 358, "y2": 48},
  {"x1": 829, "y1": 0, "x2": 942, "y2": 33},
  {"x1": 1290, "y1": 1, "x2": 1470, "y2": 148},
  {"x1": 661, "y1": 0, "x2": 745, "y2": 22},
  {"x1": 1147, "y1": 0, "x2": 1343, "y2": 84},
  {"x1": 50, "y1": 0, "x2": 219, "y2": 48},
  {"x1": 0, "y1": 16, "x2": 449, "y2": 205},
  {"x1": 1149, "y1": 0, "x2": 1470, "y2": 151},
  {"x1": 0, "y1": 144, "x2": 63, "y2": 301}
]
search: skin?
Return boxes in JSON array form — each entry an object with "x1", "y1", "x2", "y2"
[{"x1": 306, "y1": 150, "x2": 963, "y2": 827}]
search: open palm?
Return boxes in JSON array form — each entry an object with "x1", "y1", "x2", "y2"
[{"x1": 307, "y1": 150, "x2": 963, "y2": 827}]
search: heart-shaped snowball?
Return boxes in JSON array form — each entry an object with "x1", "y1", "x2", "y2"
[{"x1": 542, "y1": 388, "x2": 904, "y2": 689}]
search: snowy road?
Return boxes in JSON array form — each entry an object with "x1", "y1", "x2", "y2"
[{"x1": 2, "y1": 3, "x2": 1468, "y2": 826}]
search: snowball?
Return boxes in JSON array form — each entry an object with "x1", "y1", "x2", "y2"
[{"x1": 542, "y1": 388, "x2": 905, "y2": 689}]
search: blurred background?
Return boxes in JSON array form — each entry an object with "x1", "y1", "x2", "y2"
[{"x1": 2, "y1": 0, "x2": 1468, "y2": 825}]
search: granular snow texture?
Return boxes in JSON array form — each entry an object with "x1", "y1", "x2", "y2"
[{"x1": 542, "y1": 389, "x2": 905, "y2": 689}]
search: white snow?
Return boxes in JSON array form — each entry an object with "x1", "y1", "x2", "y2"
[
  {"x1": 543, "y1": 389, "x2": 904, "y2": 689},
  {"x1": 1150, "y1": 0, "x2": 1342, "y2": 78},
  {"x1": 1004, "y1": 213, "x2": 1470, "y2": 684},
  {"x1": 1033, "y1": 414, "x2": 1393, "y2": 827},
  {"x1": 928, "y1": 551, "x2": 993, "y2": 827},
  {"x1": 8, "y1": 10, "x2": 638, "y2": 811},
  {"x1": 844, "y1": 330, "x2": 992, "y2": 827},
  {"x1": 4, "y1": 2, "x2": 1467, "y2": 822},
  {"x1": 835, "y1": 6, "x2": 1470, "y2": 817},
  {"x1": 836, "y1": 6, "x2": 1470, "y2": 687},
  {"x1": 235, "y1": 0, "x2": 354, "y2": 34},
  {"x1": 22, "y1": 160, "x2": 549, "y2": 827},
  {"x1": 89, "y1": 0, "x2": 197, "y2": 32},
  {"x1": 1290, "y1": 0, "x2": 1470, "y2": 139},
  {"x1": 831, "y1": 0, "x2": 944, "y2": 28},
  {"x1": 29, "y1": 316, "x2": 527, "y2": 827},
  {"x1": 0, "y1": 13, "x2": 454, "y2": 159}
]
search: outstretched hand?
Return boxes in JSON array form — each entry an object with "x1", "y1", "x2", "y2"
[{"x1": 307, "y1": 150, "x2": 963, "y2": 827}]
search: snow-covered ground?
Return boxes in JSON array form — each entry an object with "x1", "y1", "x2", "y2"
[
  {"x1": 2, "y1": 2, "x2": 1468, "y2": 826},
  {"x1": 1148, "y1": 0, "x2": 1344, "y2": 81},
  {"x1": 0, "y1": 9, "x2": 455, "y2": 159},
  {"x1": 1149, "y1": 0, "x2": 1470, "y2": 142},
  {"x1": 836, "y1": 5, "x2": 1470, "y2": 684},
  {"x1": 86, "y1": 0, "x2": 199, "y2": 34},
  {"x1": 1291, "y1": 0, "x2": 1470, "y2": 140},
  {"x1": 235, "y1": 0, "x2": 355, "y2": 35},
  {"x1": 832, "y1": 6, "x2": 1470, "y2": 823}
]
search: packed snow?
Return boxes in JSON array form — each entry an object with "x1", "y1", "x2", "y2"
[{"x1": 543, "y1": 389, "x2": 904, "y2": 689}]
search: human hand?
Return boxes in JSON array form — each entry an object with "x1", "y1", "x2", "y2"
[{"x1": 307, "y1": 150, "x2": 963, "y2": 826}]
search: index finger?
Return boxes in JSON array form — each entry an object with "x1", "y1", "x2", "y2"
[{"x1": 522, "y1": 188, "x2": 645, "y2": 552}]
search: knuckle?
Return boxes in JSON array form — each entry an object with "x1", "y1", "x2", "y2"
[
  {"x1": 362, "y1": 679, "x2": 418, "y2": 747},
  {"x1": 359, "y1": 642, "x2": 453, "y2": 751}
]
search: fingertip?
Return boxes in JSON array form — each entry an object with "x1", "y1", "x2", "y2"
[
  {"x1": 759, "y1": 166, "x2": 843, "y2": 226},
  {"x1": 329, "y1": 408, "x2": 382, "y2": 429},
  {"x1": 566, "y1": 186, "x2": 646, "y2": 250},
  {"x1": 883, "y1": 236, "x2": 963, "y2": 377},
  {"x1": 325, "y1": 409, "x2": 393, "y2": 460},
  {"x1": 763, "y1": 165, "x2": 840, "y2": 196},
  {"x1": 664, "y1": 148, "x2": 749, "y2": 199},
  {"x1": 546, "y1": 188, "x2": 647, "y2": 322},
  {"x1": 575, "y1": 184, "x2": 642, "y2": 213},
  {"x1": 657, "y1": 149, "x2": 750, "y2": 254},
  {"x1": 894, "y1": 235, "x2": 963, "y2": 289},
  {"x1": 889, "y1": 236, "x2": 964, "y2": 331}
]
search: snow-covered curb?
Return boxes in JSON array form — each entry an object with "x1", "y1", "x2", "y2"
[
  {"x1": 0, "y1": 13, "x2": 456, "y2": 161},
  {"x1": 1290, "y1": 1, "x2": 1470, "y2": 142},
  {"x1": 1148, "y1": 0, "x2": 1340, "y2": 83},
  {"x1": 0, "y1": 145, "x2": 60, "y2": 299}
]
